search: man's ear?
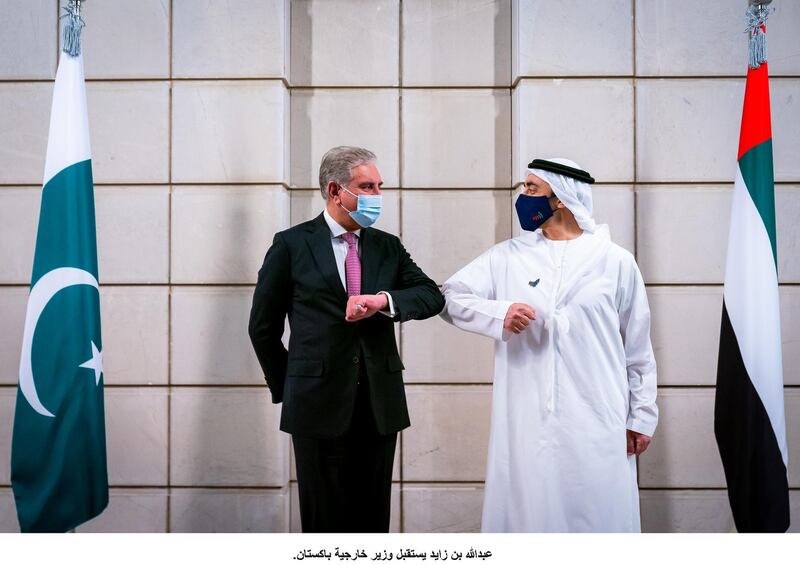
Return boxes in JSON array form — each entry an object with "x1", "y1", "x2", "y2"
[{"x1": 327, "y1": 181, "x2": 340, "y2": 201}]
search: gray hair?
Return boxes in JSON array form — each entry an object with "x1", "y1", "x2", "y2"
[{"x1": 318, "y1": 146, "x2": 377, "y2": 200}]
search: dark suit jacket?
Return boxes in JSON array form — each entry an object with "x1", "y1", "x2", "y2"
[{"x1": 249, "y1": 213, "x2": 444, "y2": 438}]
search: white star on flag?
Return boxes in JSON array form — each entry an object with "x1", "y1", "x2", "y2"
[{"x1": 79, "y1": 341, "x2": 103, "y2": 385}]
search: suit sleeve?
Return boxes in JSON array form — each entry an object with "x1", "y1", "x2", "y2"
[
  {"x1": 617, "y1": 257, "x2": 658, "y2": 437},
  {"x1": 248, "y1": 232, "x2": 291, "y2": 404},
  {"x1": 384, "y1": 236, "x2": 445, "y2": 322}
]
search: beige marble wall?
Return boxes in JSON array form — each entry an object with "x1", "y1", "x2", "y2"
[{"x1": 0, "y1": 0, "x2": 797, "y2": 533}]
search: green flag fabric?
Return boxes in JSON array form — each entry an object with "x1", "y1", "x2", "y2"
[{"x1": 11, "y1": 49, "x2": 108, "y2": 533}]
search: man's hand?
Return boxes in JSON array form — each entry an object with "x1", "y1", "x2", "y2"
[
  {"x1": 626, "y1": 430, "x2": 652, "y2": 456},
  {"x1": 345, "y1": 294, "x2": 389, "y2": 322},
  {"x1": 504, "y1": 303, "x2": 536, "y2": 334}
]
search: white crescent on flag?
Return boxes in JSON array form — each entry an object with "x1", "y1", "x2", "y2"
[{"x1": 18, "y1": 267, "x2": 99, "y2": 418}]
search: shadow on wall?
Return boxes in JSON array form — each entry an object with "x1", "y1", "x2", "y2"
[
  {"x1": 494, "y1": 0, "x2": 509, "y2": 191},
  {"x1": 290, "y1": 0, "x2": 313, "y2": 87},
  {"x1": 291, "y1": 0, "x2": 312, "y2": 196}
]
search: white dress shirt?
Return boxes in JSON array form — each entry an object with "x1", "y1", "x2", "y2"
[{"x1": 323, "y1": 209, "x2": 396, "y2": 317}]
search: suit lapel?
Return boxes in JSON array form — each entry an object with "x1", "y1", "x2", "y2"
[
  {"x1": 306, "y1": 214, "x2": 348, "y2": 302},
  {"x1": 359, "y1": 227, "x2": 381, "y2": 296}
]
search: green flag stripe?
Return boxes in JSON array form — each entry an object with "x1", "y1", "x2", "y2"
[
  {"x1": 31, "y1": 159, "x2": 97, "y2": 286},
  {"x1": 738, "y1": 139, "x2": 777, "y2": 266}
]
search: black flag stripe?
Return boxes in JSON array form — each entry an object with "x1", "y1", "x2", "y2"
[{"x1": 715, "y1": 301, "x2": 790, "y2": 532}]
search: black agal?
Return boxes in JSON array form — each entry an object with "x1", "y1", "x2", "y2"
[{"x1": 528, "y1": 159, "x2": 595, "y2": 184}]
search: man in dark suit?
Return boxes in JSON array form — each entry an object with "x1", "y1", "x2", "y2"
[{"x1": 249, "y1": 146, "x2": 444, "y2": 533}]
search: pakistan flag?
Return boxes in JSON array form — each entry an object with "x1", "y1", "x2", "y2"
[{"x1": 11, "y1": 45, "x2": 108, "y2": 531}]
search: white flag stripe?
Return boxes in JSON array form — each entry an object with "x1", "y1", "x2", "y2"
[
  {"x1": 723, "y1": 166, "x2": 787, "y2": 466},
  {"x1": 43, "y1": 55, "x2": 91, "y2": 187}
]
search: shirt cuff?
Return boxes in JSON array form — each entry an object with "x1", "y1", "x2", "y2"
[
  {"x1": 626, "y1": 416, "x2": 656, "y2": 438},
  {"x1": 494, "y1": 300, "x2": 515, "y2": 342},
  {"x1": 377, "y1": 291, "x2": 396, "y2": 318}
]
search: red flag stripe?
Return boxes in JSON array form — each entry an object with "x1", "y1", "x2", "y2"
[{"x1": 738, "y1": 63, "x2": 772, "y2": 160}]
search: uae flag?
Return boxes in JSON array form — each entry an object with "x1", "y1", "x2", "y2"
[
  {"x1": 714, "y1": 8, "x2": 789, "y2": 533},
  {"x1": 10, "y1": 8, "x2": 108, "y2": 532}
]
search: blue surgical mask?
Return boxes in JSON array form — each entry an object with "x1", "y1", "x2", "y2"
[
  {"x1": 340, "y1": 187, "x2": 382, "y2": 228},
  {"x1": 515, "y1": 194, "x2": 554, "y2": 232}
]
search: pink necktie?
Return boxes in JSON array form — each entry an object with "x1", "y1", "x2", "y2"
[{"x1": 341, "y1": 232, "x2": 361, "y2": 297}]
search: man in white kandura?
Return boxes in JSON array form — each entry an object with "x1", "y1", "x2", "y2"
[{"x1": 440, "y1": 158, "x2": 658, "y2": 532}]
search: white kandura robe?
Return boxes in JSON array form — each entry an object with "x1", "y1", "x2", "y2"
[{"x1": 441, "y1": 225, "x2": 658, "y2": 533}]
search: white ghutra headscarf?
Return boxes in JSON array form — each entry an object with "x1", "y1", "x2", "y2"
[{"x1": 527, "y1": 157, "x2": 596, "y2": 233}]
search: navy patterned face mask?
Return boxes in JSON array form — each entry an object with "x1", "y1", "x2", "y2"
[{"x1": 515, "y1": 194, "x2": 554, "y2": 232}]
